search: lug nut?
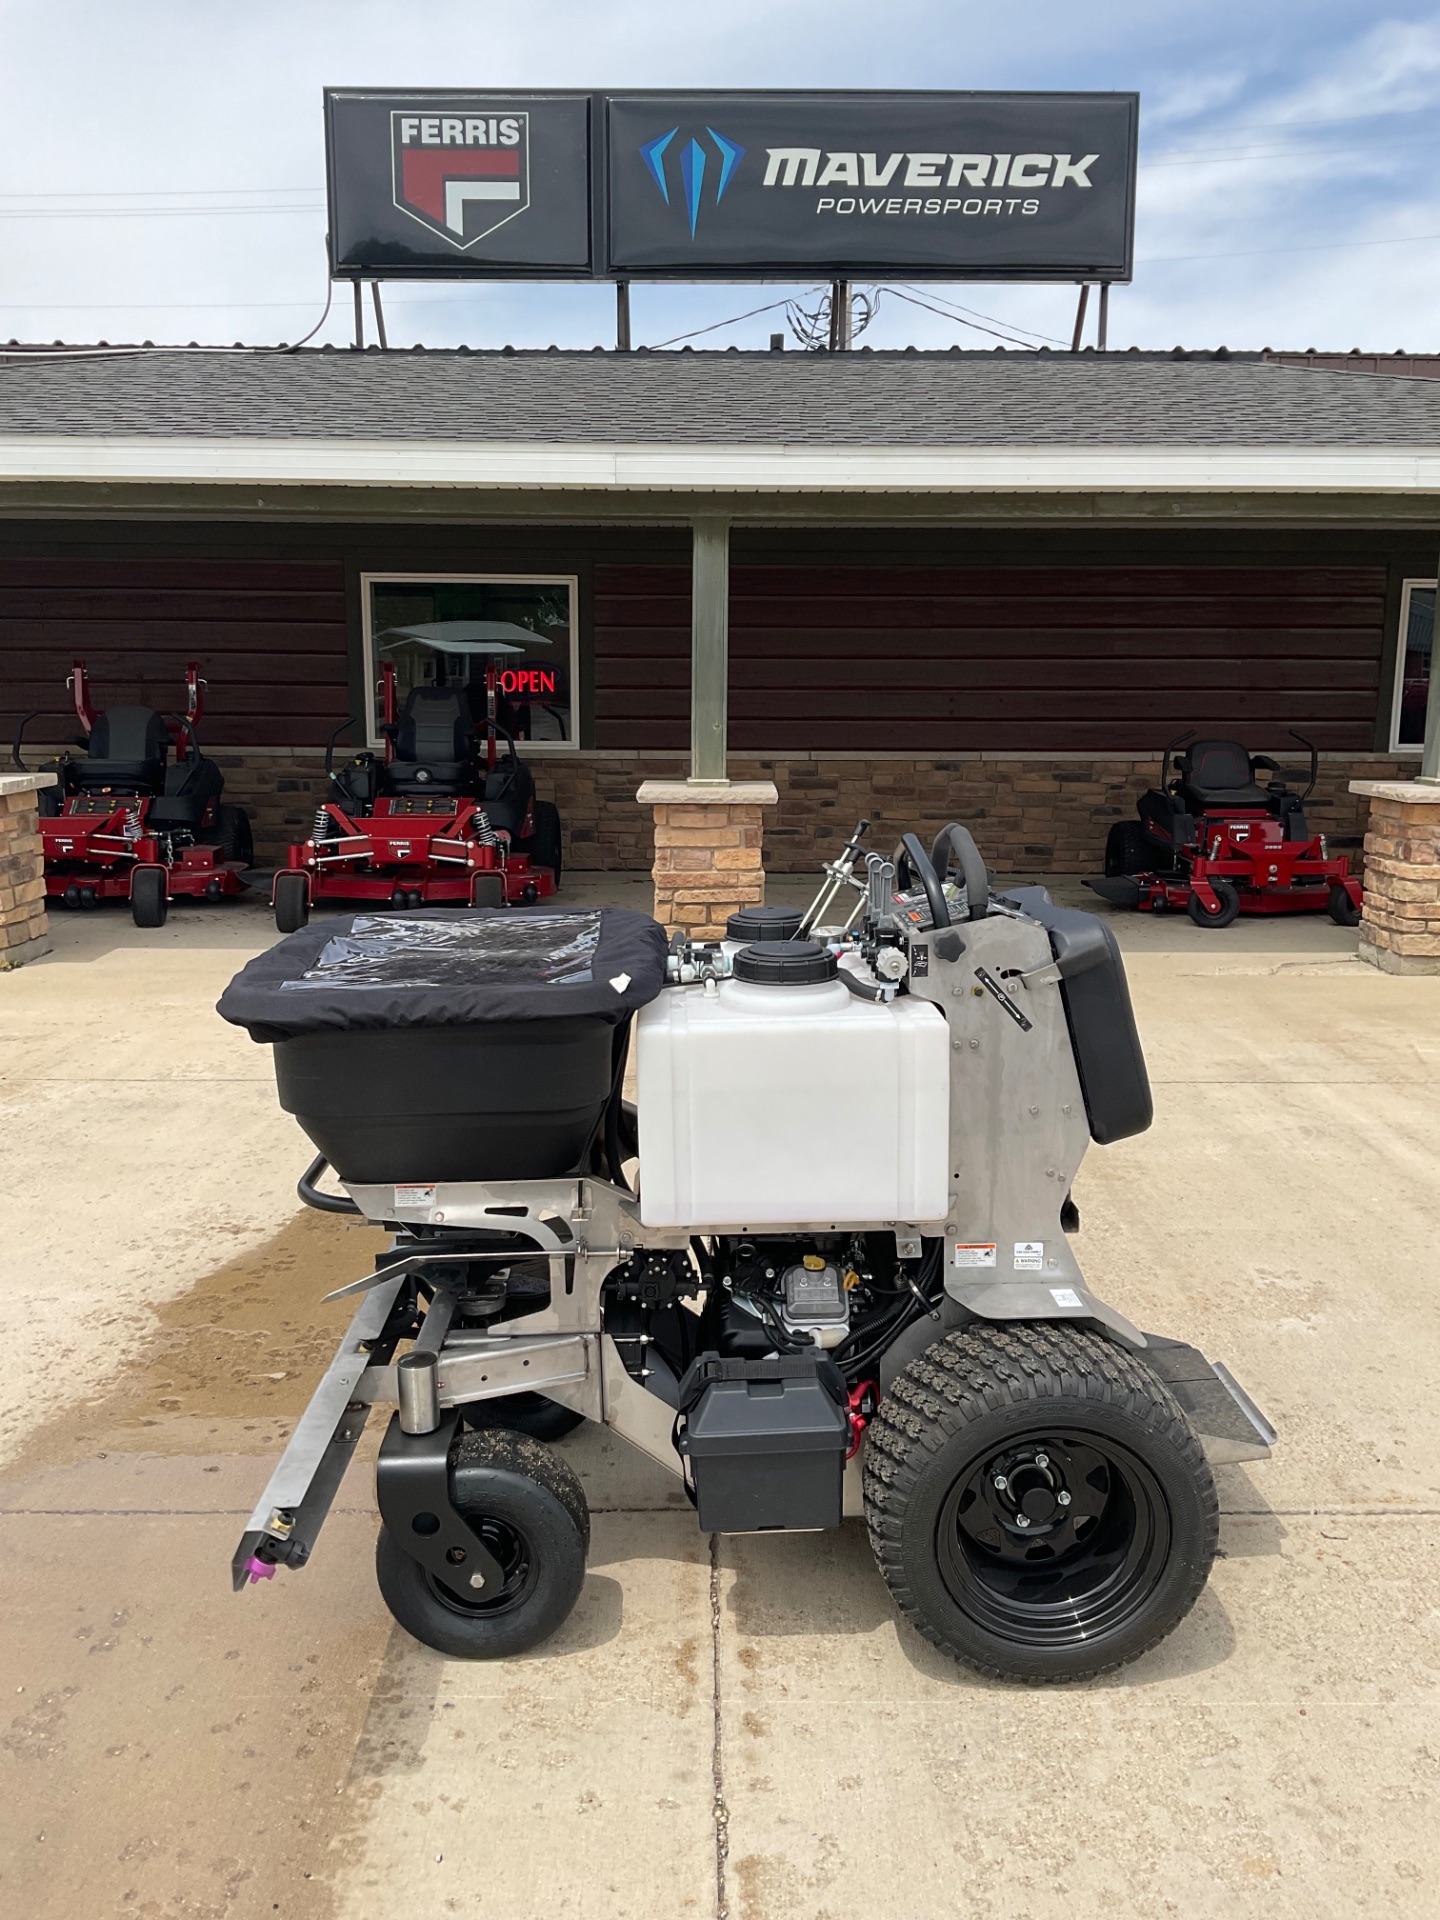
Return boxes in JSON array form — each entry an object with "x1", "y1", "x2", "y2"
[
  {"x1": 1057, "y1": 1491, "x2": 1072, "y2": 1507},
  {"x1": 1015, "y1": 1515, "x2": 1031, "y2": 1528},
  {"x1": 1034, "y1": 1453, "x2": 1049, "y2": 1468},
  {"x1": 992, "y1": 1474, "x2": 1007, "y2": 1491}
]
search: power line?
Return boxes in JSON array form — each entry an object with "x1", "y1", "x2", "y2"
[
  {"x1": 891, "y1": 283, "x2": 1068, "y2": 346},
  {"x1": 1144, "y1": 229, "x2": 1440, "y2": 264},
  {"x1": 883, "y1": 287, "x2": 1041, "y2": 349},
  {"x1": 648, "y1": 295, "x2": 810, "y2": 348}
]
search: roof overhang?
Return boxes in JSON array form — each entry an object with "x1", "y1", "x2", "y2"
[{"x1": 2, "y1": 436, "x2": 1440, "y2": 496}]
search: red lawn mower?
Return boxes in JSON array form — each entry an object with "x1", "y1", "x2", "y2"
[
  {"x1": 13, "y1": 660, "x2": 252, "y2": 927},
  {"x1": 1085, "y1": 732, "x2": 1364, "y2": 929},
  {"x1": 272, "y1": 646, "x2": 561, "y2": 935}
]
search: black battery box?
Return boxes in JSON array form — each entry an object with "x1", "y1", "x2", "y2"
[{"x1": 676, "y1": 1353, "x2": 850, "y2": 1533}]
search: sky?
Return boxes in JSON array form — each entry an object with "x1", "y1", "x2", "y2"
[{"x1": 1, "y1": 1, "x2": 1438, "y2": 354}]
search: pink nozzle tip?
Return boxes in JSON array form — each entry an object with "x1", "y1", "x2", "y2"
[{"x1": 246, "y1": 1555, "x2": 276, "y2": 1583}]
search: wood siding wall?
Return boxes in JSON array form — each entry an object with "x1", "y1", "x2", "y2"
[
  {"x1": 594, "y1": 563, "x2": 1387, "y2": 753},
  {"x1": 0, "y1": 557, "x2": 349, "y2": 748}
]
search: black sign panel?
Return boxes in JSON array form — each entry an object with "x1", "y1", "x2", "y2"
[
  {"x1": 607, "y1": 93, "x2": 1136, "y2": 280},
  {"x1": 324, "y1": 89, "x2": 1136, "y2": 282},
  {"x1": 325, "y1": 91, "x2": 592, "y2": 277}
]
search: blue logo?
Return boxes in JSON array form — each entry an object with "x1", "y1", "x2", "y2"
[{"x1": 639, "y1": 126, "x2": 745, "y2": 236}]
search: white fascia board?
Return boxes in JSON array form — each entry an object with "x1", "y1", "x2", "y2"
[{"x1": 1, "y1": 436, "x2": 1440, "y2": 493}]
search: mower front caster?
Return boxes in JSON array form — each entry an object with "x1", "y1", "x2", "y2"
[
  {"x1": 1187, "y1": 879, "x2": 1240, "y2": 928},
  {"x1": 131, "y1": 868, "x2": 168, "y2": 928},
  {"x1": 1328, "y1": 884, "x2": 1362, "y2": 928},
  {"x1": 863, "y1": 1324, "x2": 1218, "y2": 1683},
  {"x1": 273, "y1": 872, "x2": 310, "y2": 934},
  {"x1": 461, "y1": 1394, "x2": 587, "y2": 1443},
  {"x1": 376, "y1": 1427, "x2": 590, "y2": 1659}
]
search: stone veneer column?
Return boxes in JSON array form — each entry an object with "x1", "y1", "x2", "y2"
[
  {"x1": 636, "y1": 779, "x2": 779, "y2": 938},
  {"x1": 0, "y1": 771, "x2": 55, "y2": 966},
  {"x1": 1350, "y1": 779, "x2": 1440, "y2": 975}
]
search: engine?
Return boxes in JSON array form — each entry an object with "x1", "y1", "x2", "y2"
[{"x1": 605, "y1": 1231, "x2": 941, "y2": 1401}]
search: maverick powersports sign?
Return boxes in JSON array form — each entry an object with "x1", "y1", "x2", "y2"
[{"x1": 325, "y1": 90, "x2": 1137, "y2": 282}]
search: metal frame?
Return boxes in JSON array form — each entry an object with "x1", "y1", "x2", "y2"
[
  {"x1": 358, "y1": 570, "x2": 580, "y2": 754},
  {"x1": 236, "y1": 881, "x2": 1275, "y2": 1587}
]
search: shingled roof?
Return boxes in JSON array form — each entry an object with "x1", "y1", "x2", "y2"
[{"x1": 1, "y1": 346, "x2": 1439, "y2": 448}]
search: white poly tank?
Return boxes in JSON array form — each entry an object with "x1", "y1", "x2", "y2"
[{"x1": 635, "y1": 972, "x2": 950, "y2": 1229}]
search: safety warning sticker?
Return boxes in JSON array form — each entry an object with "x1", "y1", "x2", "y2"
[
  {"x1": 1013, "y1": 1241, "x2": 1045, "y2": 1271},
  {"x1": 953, "y1": 1243, "x2": 997, "y2": 1268},
  {"x1": 1050, "y1": 1287, "x2": 1083, "y2": 1308},
  {"x1": 394, "y1": 1184, "x2": 437, "y2": 1208}
]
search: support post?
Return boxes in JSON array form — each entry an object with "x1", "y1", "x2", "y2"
[
  {"x1": 689, "y1": 516, "x2": 730, "y2": 783},
  {"x1": 616, "y1": 281, "x2": 631, "y2": 351},
  {"x1": 1070, "y1": 283, "x2": 1090, "y2": 352},
  {"x1": 829, "y1": 281, "x2": 851, "y2": 352},
  {"x1": 0, "y1": 771, "x2": 55, "y2": 965},
  {"x1": 370, "y1": 282, "x2": 388, "y2": 350},
  {"x1": 1097, "y1": 282, "x2": 1110, "y2": 351},
  {"x1": 352, "y1": 280, "x2": 364, "y2": 350}
]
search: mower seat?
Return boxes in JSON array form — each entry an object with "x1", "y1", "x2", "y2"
[
  {"x1": 1173, "y1": 740, "x2": 1271, "y2": 812},
  {"x1": 382, "y1": 688, "x2": 478, "y2": 798},
  {"x1": 72, "y1": 706, "x2": 171, "y2": 795}
]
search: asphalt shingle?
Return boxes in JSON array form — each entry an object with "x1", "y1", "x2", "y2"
[{"x1": 0, "y1": 347, "x2": 1437, "y2": 448}]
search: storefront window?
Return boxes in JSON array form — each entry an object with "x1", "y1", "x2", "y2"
[
  {"x1": 361, "y1": 574, "x2": 577, "y2": 749},
  {"x1": 1393, "y1": 581, "x2": 1434, "y2": 750}
]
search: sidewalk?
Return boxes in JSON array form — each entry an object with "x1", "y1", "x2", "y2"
[{"x1": 1, "y1": 885, "x2": 1436, "y2": 1919}]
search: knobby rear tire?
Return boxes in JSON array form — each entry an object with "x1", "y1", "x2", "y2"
[{"x1": 863, "y1": 1323, "x2": 1218, "y2": 1684}]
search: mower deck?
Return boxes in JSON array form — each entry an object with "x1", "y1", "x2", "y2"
[{"x1": 286, "y1": 797, "x2": 555, "y2": 910}]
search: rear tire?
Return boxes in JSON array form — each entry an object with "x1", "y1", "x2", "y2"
[
  {"x1": 210, "y1": 803, "x2": 253, "y2": 867},
  {"x1": 375, "y1": 1427, "x2": 589, "y2": 1659},
  {"x1": 1328, "y1": 884, "x2": 1362, "y2": 928},
  {"x1": 1186, "y1": 879, "x2": 1240, "y2": 928},
  {"x1": 273, "y1": 871, "x2": 310, "y2": 934},
  {"x1": 520, "y1": 800, "x2": 563, "y2": 885},
  {"x1": 130, "y1": 868, "x2": 167, "y2": 928},
  {"x1": 864, "y1": 1324, "x2": 1218, "y2": 1683},
  {"x1": 1104, "y1": 822, "x2": 1152, "y2": 878}
]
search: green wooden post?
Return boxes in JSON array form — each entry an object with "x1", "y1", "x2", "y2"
[{"x1": 690, "y1": 516, "x2": 730, "y2": 782}]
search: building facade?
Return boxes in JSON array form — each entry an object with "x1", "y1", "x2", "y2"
[{"x1": 0, "y1": 346, "x2": 1433, "y2": 873}]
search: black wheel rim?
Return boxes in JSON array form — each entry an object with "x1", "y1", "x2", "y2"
[
  {"x1": 936, "y1": 1428, "x2": 1172, "y2": 1650},
  {"x1": 425, "y1": 1515, "x2": 538, "y2": 1618}
]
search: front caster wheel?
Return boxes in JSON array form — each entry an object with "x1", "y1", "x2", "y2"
[
  {"x1": 863, "y1": 1325, "x2": 1218, "y2": 1684},
  {"x1": 461, "y1": 1394, "x2": 587, "y2": 1442},
  {"x1": 1187, "y1": 879, "x2": 1240, "y2": 928},
  {"x1": 273, "y1": 871, "x2": 310, "y2": 934},
  {"x1": 1328, "y1": 884, "x2": 1362, "y2": 928},
  {"x1": 375, "y1": 1427, "x2": 589, "y2": 1659},
  {"x1": 130, "y1": 868, "x2": 168, "y2": 928}
]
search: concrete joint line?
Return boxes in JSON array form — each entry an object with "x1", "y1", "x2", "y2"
[{"x1": 709, "y1": 1531, "x2": 730, "y2": 1920}]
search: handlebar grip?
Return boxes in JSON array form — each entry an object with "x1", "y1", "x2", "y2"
[
  {"x1": 930, "y1": 823, "x2": 990, "y2": 923},
  {"x1": 893, "y1": 832, "x2": 951, "y2": 929}
]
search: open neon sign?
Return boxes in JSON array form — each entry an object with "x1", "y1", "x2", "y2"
[{"x1": 498, "y1": 666, "x2": 557, "y2": 697}]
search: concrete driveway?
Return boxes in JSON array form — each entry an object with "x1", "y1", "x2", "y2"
[{"x1": 1, "y1": 882, "x2": 1437, "y2": 1920}]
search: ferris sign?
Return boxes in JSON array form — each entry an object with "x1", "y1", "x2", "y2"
[{"x1": 325, "y1": 89, "x2": 1137, "y2": 282}]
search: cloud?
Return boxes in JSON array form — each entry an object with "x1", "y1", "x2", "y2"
[{"x1": 0, "y1": 3, "x2": 1437, "y2": 353}]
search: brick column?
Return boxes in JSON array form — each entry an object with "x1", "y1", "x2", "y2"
[
  {"x1": 636, "y1": 780, "x2": 779, "y2": 938},
  {"x1": 0, "y1": 771, "x2": 55, "y2": 967},
  {"x1": 1350, "y1": 779, "x2": 1440, "y2": 975}
]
